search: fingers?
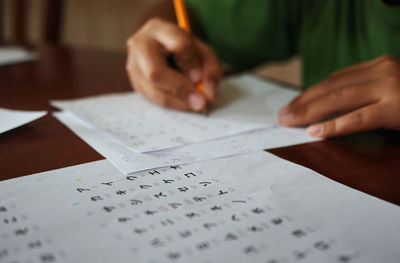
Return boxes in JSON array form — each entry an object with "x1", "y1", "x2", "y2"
[
  {"x1": 139, "y1": 79, "x2": 192, "y2": 111},
  {"x1": 329, "y1": 55, "x2": 389, "y2": 78},
  {"x1": 286, "y1": 56, "x2": 393, "y2": 110},
  {"x1": 288, "y1": 68, "x2": 379, "y2": 110},
  {"x1": 151, "y1": 19, "x2": 202, "y2": 81},
  {"x1": 276, "y1": 54, "x2": 400, "y2": 138},
  {"x1": 306, "y1": 104, "x2": 384, "y2": 138},
  {"x1": 279, "y1": 83, "x2": 378, "y2": 127},
  {"x1": 130, "y1": 39, "x2": 206, "y2": 111},
  {"x1": 149, "y1": 19, "x2": 223, "y2": 104},
  {"x1": 126, "y1": 18, "x2": 223, "y2": 112},
  {"x1": 131, "y1": 61, "x2": 198, "y2": 112},
  {"x1": 195, "y1": 38, "x2": 223, "y2": 103}
]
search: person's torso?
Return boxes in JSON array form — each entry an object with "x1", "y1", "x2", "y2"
[{"x1": 299, "y1": 0, "x2": 400, "y2": 88}]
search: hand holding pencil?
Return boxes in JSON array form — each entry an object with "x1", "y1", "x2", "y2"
[{"x1": 126, "y1": 0, "x2": 222, "y2": 112}]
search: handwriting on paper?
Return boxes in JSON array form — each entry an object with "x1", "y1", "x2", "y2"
[
  {"x1": 1, "y1": 152, "x2": 399, "y2": 262},
  {"x1": 52, "y1": 75, "x2": 298, "y2": 153}
]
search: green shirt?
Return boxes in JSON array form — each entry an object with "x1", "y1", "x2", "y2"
[{"x1": 187, "y1": 0, "x2": 400, "y2": 88}]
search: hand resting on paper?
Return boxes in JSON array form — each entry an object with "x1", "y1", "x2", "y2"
[{"x1": 279, "y1": 55, "x2": 400, "y2": 138}]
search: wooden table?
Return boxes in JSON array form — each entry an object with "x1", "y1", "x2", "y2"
[{"x1": 1, "y1": 45, "x2": 399, "y2": 206}]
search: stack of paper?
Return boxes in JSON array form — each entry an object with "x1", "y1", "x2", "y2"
[
  {"x1": 2, "y1": 72, "x2": 399, "y2": 263},
  {"x1": 53, "y1": 75, "x2": 318, "y2": 174}
]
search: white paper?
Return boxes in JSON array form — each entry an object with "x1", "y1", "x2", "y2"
[
  {"x1": 52, "y1": 75, "x2": 298, "y2": 153},
  {"x1": 0, "y1": 107, "x2": 46, "y2": 134},
  {"x1": 0, "y1": 47, "x2": 37, "y2": 66},
  {"x1": 1, "y1": 152, "x2": 399, "y2": 263},
  {"x1": 54, "y1": 111, "x2": 318, "y2": 174}
]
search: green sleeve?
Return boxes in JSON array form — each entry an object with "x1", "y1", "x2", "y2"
[{"x1": 187, "y1": 0, "x2": 300, "y2": 70}]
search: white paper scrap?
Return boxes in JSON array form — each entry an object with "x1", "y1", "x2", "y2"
[
  {"x1": 0, "y1": 107, "x2": 46, "y2": 134},
  {"x1": 0, "y1": 47, "x2": 37, "y2": 66}
]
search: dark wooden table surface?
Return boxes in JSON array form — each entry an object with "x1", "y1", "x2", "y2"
[{"x1": 1, "y1": 45, "x2": 399, "y2": 206}]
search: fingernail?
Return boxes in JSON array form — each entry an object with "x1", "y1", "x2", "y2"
[
  {"x1": 188, "y1": 92, "x2": 205, "y2": 111},
  {"x1": 188, "y1": 68, "x2": 202, "y2": 83},
  {"x1": 278, "y1": 106, "x2": 293, "y2": 123},
  {"x1": 307, "y1": 125, "x2": 323, "y2": 137}
]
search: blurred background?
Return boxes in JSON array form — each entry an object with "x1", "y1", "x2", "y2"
[{"x1": 0, "y1": 0, "x2": 301, "y2": 86}]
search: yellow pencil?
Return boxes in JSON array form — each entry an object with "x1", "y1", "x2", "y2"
[{"x1": 173, "y1": 0, "x2": 204, "y2": 94}]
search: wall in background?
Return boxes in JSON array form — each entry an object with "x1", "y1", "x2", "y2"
[
  {"x1": 2, "y1": 0, "x2": 156, "y2": 50},
  {"x1": 62, "y1": 0, "x2": 157, "y2": 51},
  {"x1": 3, "y1": 0, "x2": 44, "y2": 44}
]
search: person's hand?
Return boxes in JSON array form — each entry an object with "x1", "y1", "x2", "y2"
[
  {"x1": 126, "y1": 18, "x2": 223, "y2": 112},
  {"x1": 279, "y1": 55, "x2": 400, "y2": 138}
]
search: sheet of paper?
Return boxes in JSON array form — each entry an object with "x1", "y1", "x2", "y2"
[
  {"x1": 54, "y1": 111, "x2": 318, "y2": 174},
  {"x1": 1, "y1": 152, "x2": 399, "y2": 263},
  {"x1": 0, "y1": 107, "x2": 47, "y2": 134},
  {"x1": 52, "y1": 75, "x2": 298, "y2": 153},
  {"x1": 0, "y1": 47, "x2": 37, "y2": 66}
]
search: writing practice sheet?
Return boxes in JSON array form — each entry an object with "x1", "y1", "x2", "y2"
[
  {"x1": 0, "y1": 108, "x2": 47, "y2": 134},
  {"x1": 1, "y1": 152, "x2": 399, "y2": 263},
  {"x1": 52, "y1": 75, "x2": 298, "y2": 153},
  {"x1": 54, "y1": 111, "x2": 318, "y2": 174},
  {"x1": 0, "y1": 47, "x2": 37, "y2": 67}
]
